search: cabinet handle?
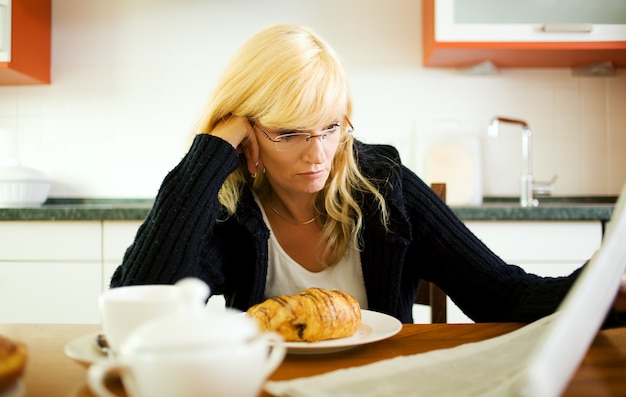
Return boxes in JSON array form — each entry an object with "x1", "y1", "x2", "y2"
[{"x1": 541, "y1": 23, "x2": 593, "y2": 33}]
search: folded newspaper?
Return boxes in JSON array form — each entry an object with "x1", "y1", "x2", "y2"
[{"x1": 264, "y1": 314, "x2": 557, "y2": 397}]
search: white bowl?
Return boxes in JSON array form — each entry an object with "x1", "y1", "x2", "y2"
[{"x1": 0, "y1": 166, "x2": 51, "y2": 208}]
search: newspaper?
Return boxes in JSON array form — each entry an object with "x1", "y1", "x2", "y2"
[{"x1": 264, "y1": 314, "x2": 557, "y2": 397}]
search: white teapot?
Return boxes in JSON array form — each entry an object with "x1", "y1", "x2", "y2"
[{"x1": 89, "y1": 279, "x2": 286, "y2": 397}]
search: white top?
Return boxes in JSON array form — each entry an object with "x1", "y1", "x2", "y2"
[{"x1": 254, "y1": 194, "x2": 368, "y2": 309}]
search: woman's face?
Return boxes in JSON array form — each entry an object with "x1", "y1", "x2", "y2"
[{"x1": 255, "y1": 118, "x2": 345, "y2": 197}]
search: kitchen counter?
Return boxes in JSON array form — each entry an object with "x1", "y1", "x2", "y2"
[
  {"x1": 0, "y1": 197, "x2": 616, "y2": 222},
  {"x1": 453, "y1": 196, "x2": 616, "y2": 222},
  {"x1": 0, "y1": 198, "x2": 154, "y2": 221}
]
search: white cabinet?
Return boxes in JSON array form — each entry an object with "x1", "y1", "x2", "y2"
[
  {"x1": 0, "y1": 261, "x2": 102, "y2": 323},
  {"x1": 446, "y1": 221, "x2": 603, "y2": 323},
  {"x1": 453, "y1": 0, "x2": 625, "y2": 26},
  {"x1": 436, "y1": 0, "x2": 626, "y2": 43},
  {"x1": 0, "y1": 220, "x2": 142, "y2": 324},
  {"x1": 0, "y1": 221, "x2": 101, "y2": 260},
  {"x1": 423, "y1": 0, "x2": 626, "y2": 67},
  {"x1": 0, "y1": 221, "x2": 102, "y2": 323}
]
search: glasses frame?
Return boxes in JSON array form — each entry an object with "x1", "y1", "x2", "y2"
[{"x1": 249, "y1": 117, "x2": 354, "y2": 152}]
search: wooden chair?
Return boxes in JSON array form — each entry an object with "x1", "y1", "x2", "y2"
[{"x1": 414, "y1": 183, "x2": 448, "y2": 323}]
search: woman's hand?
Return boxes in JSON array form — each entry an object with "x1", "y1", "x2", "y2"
[{"x1": 210, "y1": 116, "x2": 262, "y2": 177}]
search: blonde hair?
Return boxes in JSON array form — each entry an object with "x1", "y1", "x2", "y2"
[{"x1": 195, "y1": 24, "x2": 388, "y2": 266}]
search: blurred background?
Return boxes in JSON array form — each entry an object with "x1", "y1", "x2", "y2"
[{"x1": 0, "y1": 0, "x2": 624, "y2": 201}]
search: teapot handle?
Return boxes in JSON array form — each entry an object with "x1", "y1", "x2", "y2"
[
  {"x1": 88, "y1": 360, "x2": 132, "y2": 397},
  {"x1": 258, "y1": 332, "x2": 287, "y2": 377},
  {"x1": 175, "y1": 278, "x2": 211, "y2": 310}
]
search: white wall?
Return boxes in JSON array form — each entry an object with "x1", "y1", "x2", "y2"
[{"x1": 0, "y1": 0, "x2": 624, "y2": 199}]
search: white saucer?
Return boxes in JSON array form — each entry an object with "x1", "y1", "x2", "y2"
[
  {"x1": 280, "y1": 310, "x2": 402, "y2": 355},
  {"x1": 64, "y1": 332, "x2": 108, "y2": 366}
]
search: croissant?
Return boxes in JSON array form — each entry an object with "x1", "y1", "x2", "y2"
[{"x1": 246, "y1": 288, "x2": 362, "y2": 342}]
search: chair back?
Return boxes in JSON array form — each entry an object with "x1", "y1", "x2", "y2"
[{"x1": 414, "y1": 183, "x2": 448, "y2": 323}]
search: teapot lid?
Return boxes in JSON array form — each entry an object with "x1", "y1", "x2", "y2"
[{"x1": 120, "y1": 306, "x2": 260, "y2": 354}]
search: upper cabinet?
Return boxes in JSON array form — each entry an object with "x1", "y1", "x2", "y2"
[
  {"x1": 0, "y1": 0, "x2": 51, "y2": 85},
  {"x1": 422, "y1": 0, "x2": 626, "y2": 68}
]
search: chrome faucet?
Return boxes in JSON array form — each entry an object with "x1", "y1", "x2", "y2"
[{"x1": 488, "y1": 116, "x2": 539, "y2": 207}]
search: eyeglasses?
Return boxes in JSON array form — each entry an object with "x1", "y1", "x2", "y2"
[{"x1": 250, "y1": 117, "x2": 354, "y2": 152}]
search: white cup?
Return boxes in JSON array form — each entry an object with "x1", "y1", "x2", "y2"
[
  {"x1": 100, "y1": 279, "x2": 208, "y2": 352},
  {"x1": 88, "y1": 308, "x2": 286, "y2": 397}
]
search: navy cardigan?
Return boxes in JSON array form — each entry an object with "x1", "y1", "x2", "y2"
[{"x1": 111, "y1": 134, "x2": 577, "y2": 323}]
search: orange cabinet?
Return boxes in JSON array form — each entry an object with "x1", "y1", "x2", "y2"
[
  {"x1": 0, "y1": 0, "x2": 51, "y2": 85},
  {"x1": 422, "y1": 0, "x2": 626, "y2": 68}
]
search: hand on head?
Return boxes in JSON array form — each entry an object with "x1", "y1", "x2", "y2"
[{"x1": 210, "y1": 116, "x2": 262, "y2": 177}]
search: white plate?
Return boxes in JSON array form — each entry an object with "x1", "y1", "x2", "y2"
[
  {"x1": 280, "y1": 310, "x2": 402, "y2": 355},
  {"x1": 64, "y1": 311, "x2": 402, "y2": 361},
  {"x1": 64, "y1": 332, "x2": 108, "y2": 366}
]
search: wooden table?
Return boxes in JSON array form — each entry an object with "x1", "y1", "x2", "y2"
[{"x1": 1, "y1": 322, "x2": 625, "y2": 396}]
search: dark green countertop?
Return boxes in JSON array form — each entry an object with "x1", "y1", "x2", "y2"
[
  {"x1": 452, "y1": 203, "x2": 614, "y2": 221},
  {"x1": 0, "y1": 197, "x2": 616, "y2": 222},
  {"x1": 0, "y1": 199, "x2": 154, "y2": 221},
  {"x1": 453, "y1": 196, "x2": 615, "y2": 221}
]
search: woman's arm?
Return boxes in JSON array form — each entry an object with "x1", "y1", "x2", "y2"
[
  {"x1": 400, "y1": 165, "x2": 578, "y2": 323},
  {"x1": 110, "y1": 134, "x2": 240, "y2": 287}
]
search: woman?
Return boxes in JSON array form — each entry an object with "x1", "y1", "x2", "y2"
[{"x1": 111, "y1": 24, "x2": 625, "y2": 324}]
